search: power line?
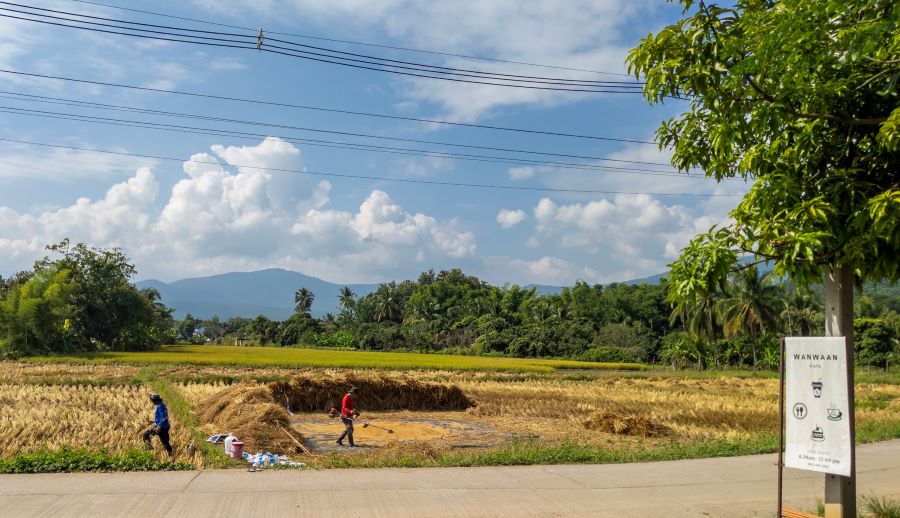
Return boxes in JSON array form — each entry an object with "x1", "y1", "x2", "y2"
[
  {"x1": 0, "y1": 104, "x2": 707, "y2": 179},
  {"x1": 0, "y1": 137, "x2": 740, "y2": 197},
  {"x1": 0, "y1": 90, "x2": 672, "y2": 167},
  {"x1": 0, "y1": 69, "x2": 658, "y2": 145},
  {"x1": 0, "y1": 6, "x2": 641, "y2": 93},
  {"x1": 69, "y1": 0, "x2": 636, "y2": 78},
  {"x1": 2, "y1": 2, "x2": 641, "y2": 86}
]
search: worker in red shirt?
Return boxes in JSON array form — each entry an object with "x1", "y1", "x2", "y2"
[{"x1": 336, "y1": 386, "x2": 360, "y2": 447}]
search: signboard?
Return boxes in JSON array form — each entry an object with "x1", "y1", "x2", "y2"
[{"x1": 784, "y1": 337, "x2": 852, "y2": 476}]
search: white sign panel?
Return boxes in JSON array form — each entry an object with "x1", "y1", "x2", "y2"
[{"x1": 784, "y1": 337, "x2": 852, "y2": 476}]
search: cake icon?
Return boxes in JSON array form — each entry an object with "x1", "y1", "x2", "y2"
[{"x1": 811, "y1": 425, "x2": 825, "y2": 441}]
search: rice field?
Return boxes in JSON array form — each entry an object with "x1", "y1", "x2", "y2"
[
  {"x1": 23, "y1": 345, "x2": 644, "y2": 373},
  {"x1": 0, "y1": 382, "x2": 195, "y2": 463},
  {"x1": 1, "y1": 361, "x2": 898, "y2": 471}
]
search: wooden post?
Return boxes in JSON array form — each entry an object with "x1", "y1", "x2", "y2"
[{"x1": 823, "y1": 266, "x2": 856, "y2": 518}]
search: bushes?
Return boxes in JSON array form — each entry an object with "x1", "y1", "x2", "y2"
[
  {"x1": 579, "y1": 347, "x2": 639, "y2": 363},
  {"x1": 0, "y1": 447, "x2": 191, "y2": 473}
]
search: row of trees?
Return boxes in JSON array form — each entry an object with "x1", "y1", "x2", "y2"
[
  {"x1": 189, "y1": 266, "x2": 900, "y2": 370},
  {"x1": 2, "y1": 242, "x2": 898, "y2": 369},
  {"x1": 0, "y1": 240, "x2": 175, "y2": 356}
]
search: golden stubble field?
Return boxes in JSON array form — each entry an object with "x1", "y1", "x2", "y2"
[{"x1": 1, "y1": 361, "x2": 898, "y2": 467}]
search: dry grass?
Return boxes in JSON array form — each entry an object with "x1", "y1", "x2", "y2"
[
  {"x1": 0, "y1": 383, "x2": 196, "y2": 463},
  {"x1": 194, "y1": 383, "x2": 305, "y2": 455},
  {"x1": 0, "y1": 361, "x2": 138, "y2": 384},
  {"x1": 2, "y1": 361, "x2": 898, "y2": 471},
  {"x1": 270, "y1": 374, "x2": 473, "y2": 413},
  {"x1": 582, "y1": 412, "x2": 669, "y2": 437},
  {"x1": 457, "y1": 376, "x2": 900, "y2": 443}
]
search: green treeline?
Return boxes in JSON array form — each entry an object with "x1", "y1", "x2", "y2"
[
  {"x1": 183, "y1": 269, "x2": 900, "y2": 371},
  {"x1": 0, "y1": 240, "x2": 175, "y2": 356},
  {"x1": 3, "y1": 241, "x2": 899, "y2": 370}
]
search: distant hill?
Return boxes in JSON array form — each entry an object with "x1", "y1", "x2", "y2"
[
  {"x1": 136, "y1": 268, "x2": 672, "y2": 320},
  {"x1": 137, "y1": 269, "x2": 378, "y2": 320}
]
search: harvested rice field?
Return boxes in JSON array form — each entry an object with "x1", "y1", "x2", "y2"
[{"x1": 1, "y1": 361, "x2": 898, "y2": 471}]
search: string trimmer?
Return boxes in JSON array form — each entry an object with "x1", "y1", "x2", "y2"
[
  {"x1": 328, "y1": 408, "x2": 394, "y2": 433},
  {"x1": 361, "y1": 422, "x2": 394, "y2": 434}
]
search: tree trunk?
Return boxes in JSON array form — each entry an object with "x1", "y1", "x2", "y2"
[{"x1": 823, "y1": 266, "x2": 856, "y2": 518}]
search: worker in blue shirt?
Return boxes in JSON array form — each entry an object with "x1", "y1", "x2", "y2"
[{"x1": 143, "y1": 393, "x2": 173, "y2": 456}]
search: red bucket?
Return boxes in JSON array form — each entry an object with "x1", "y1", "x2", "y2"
[{"x1": 229, "y1": 441, "x2": 244, "y2": 459}]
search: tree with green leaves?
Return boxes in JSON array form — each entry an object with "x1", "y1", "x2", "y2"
[
  {"x1": 373, "y1": 283, "x2": 401, "y2": 323},
  {"x1": 629, "y1": 0, "x2": 899, "y2": 299},
  {"x1": 718, "y1": 266, "x2": 780, "y2": 367},
  {"x1": 0, "y1": 267, "x2": 75, "y2": 356},
  {"x1": 628, "y1": 1, "x2": 899, "y2": 513},
  {"x1": 338, "y1": 286, "x2": 356, "y2": 319},
  {"x1": 293, "y1": 287, "x2": 314, "y2": 316}
]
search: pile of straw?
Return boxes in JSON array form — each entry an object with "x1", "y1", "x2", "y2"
[
  {"x1": 269, "y1": 375, "x2": 474, "y2": 413},
  {"x1": 582, "y1": 411, "x2": 669, "y2": 437},
  {"x1": 197, "y1": 383, "x2": 306, "y2": 454}
]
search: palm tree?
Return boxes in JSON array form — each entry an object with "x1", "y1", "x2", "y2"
[
  {"x1": 373, "y1": 283, "x2": 400, "y2": 323},
  {"x1": 294, "y1": 287, "x2": 314, "y2": 316},
  {"x1": 670, "y1": 290, "x2": 723, "y2": 366},
  {"x1": 338, "y1": 286, "x2": 356, "y2": 316},
  {"x1": 719, "y1": 266, "x2": 780, "y2": 367},
  {"x1": 781, "y1": 286, "x2": 820, "y2": 336}
]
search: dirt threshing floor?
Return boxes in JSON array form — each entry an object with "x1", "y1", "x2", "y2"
[{"x1": 291, "y1": 411, "x2": 512, "y2": 452}]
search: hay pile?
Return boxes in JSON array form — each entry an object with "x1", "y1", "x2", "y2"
[
  {"x1": 197, "y1": 383, "x2": 306, "y2": 454},
  {"x1": 582, "y1": 411, "x2": 669, "y2": 437},
  {"x1": 269, "y1": 375, "x2": 474, "y2": 413}
]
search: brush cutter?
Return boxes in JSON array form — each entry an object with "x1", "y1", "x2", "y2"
[
  {"x1": 361, "y1": 422, "x2": 394, "y2": 434},
  {"x1": 327, "y1": 408, "x2": 394, "y2": 433}
]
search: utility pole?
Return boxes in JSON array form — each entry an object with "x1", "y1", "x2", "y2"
[{"x1": 823, "y1": 266, "x2": 856, "y2": 518}]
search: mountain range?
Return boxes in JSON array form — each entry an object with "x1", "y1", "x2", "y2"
[{"x1": 136, "y1": 268, "x2": 665, "y2": 320}]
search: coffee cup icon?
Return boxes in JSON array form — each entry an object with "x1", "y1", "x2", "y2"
[
  {"x1": 812, "y1": 380, "x2": 823, "y2": 398},
  {"x1": 827, "y1": 405, "x2": 843, "y2": 421}
]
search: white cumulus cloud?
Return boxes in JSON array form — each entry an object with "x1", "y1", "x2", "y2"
[{"x1": 496, "y1": 209, "x2": 526, "y2": 229}]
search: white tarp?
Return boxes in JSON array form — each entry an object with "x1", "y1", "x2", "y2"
[{"x1": 784, "y1": 337, "x2": 852, "y2": 476}]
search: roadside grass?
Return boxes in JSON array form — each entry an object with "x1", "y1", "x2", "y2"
[
  {"x1": 0, "y1": 447, "x2": 191, "y2": 473},
  {"x1": 23, "y1": 345, "x2": 645, "y2": 373},
  {"x1": 863, "y1": 494, "x2": 900, "y2": 518},
  {"x1": 310, "y1": 435, "x2": 780, "y2": 469}
]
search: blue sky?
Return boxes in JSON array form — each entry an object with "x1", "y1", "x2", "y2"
[{"x1": 0, "y1": 0, "x2": 748, "y2": 285}]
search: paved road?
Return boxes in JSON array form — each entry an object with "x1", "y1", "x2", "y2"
[{"x1": 1, "y1": 440, "x2": 898, "y2": 518}]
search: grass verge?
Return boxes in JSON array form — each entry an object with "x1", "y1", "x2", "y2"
[
  {"x1": 0, "y1": 447, "x2": 191, "y2": 473},
  {"x1": 139, "y1": 368, "x2": 231, "y2": 469}
]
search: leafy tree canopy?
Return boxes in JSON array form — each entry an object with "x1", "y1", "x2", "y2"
[{"x1": 628, "y1": 0, "x2": 900, "y2": 306}]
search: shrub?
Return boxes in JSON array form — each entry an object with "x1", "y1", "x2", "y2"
[{"x1": 0, "y1": 447, "x2": 191, "y2": 473}]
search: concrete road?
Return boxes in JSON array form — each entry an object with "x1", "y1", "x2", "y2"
[{"x1": 0, "y1": 440, "x2": 898, "y2": 518}]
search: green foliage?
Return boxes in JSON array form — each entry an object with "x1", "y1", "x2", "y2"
[
  {"x1": 855, "y1": 317, "x2": 899, "y2": 368},
  {"x1": 0, "y1": 267, "x2": 76, "y2": 357},
  {"x1": 629, "y1": 0, "x2": 900, "y2": 303},
  {"x1": 0, "y1": 447, "x2": 191, "y2": 473},
  {"x1": 863, "y1": 495, "x2": 900, "y2": 518}
]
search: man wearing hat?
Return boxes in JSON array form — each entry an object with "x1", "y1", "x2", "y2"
[
  {"x1": 336, "y1": 386, "x2": 360, "y2": 447},
  {"x1": 143, "y1": 393, "x2": 173, "y2": 457}
]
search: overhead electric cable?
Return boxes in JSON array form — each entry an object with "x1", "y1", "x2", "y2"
[
  {"x1": 2, "y1": 2, "x2": 641, "y2": 86},
  {"x1": 0, "y1": 104, "x2": 706, "y2": 178},
  {"x1": 0, "y1": 5, "x2": 642, "y2": 92},
  {"x1": 0, "y1": 137, "x2": 740, "y2": 197},
  {"x1": 69, "y1": 0, "x2": 636, "y2": 78},
  {"x1": 0, "y1": 69, "x2": 657, "y2": 145},
  {"x1": 0, "y1": 90, "x2": 670, "y2": 167}
]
